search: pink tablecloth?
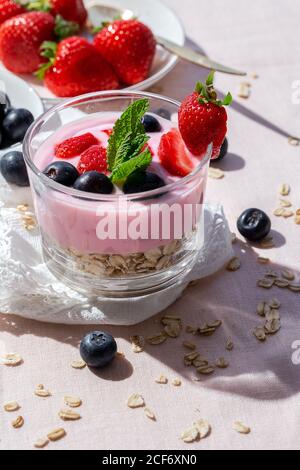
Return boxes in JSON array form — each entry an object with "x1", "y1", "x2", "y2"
[{"x1": 1, "y1": 0, "x2": 300, "y2": 450}]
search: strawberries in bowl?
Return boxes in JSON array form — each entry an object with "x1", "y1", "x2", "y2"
[
  {"x1": 39, "y1": 37, "x2": 119, "y2": 97},
  {"x1": 0, "y1": 0, "x2": 26, "y2": 26},
  {"x1": 94, "y1": 19, "x2": 156, "y2": 85}
]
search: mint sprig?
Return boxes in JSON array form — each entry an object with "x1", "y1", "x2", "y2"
[{"x1": 107, "y1": 99, "x2": 152, "y2": 183}]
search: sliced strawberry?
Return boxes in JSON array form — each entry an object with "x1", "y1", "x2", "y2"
[
  {"x1": 102, "y1": 128, "x2": 113, "y2": 136},
  {"x1": 77, "y1": 145, "x2": 107, "y2": 174},
  {"x1": 158, "y1": 128, "x2": 194, "y2": 177},
  {"x1": 55, "y1": 132, "x2": 98, "y2": 159}
]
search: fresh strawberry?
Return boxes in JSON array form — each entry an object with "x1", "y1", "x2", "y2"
[
  {"x1": 178, "y1": 71, "x2": 232, "y2": 159},
  {"x1": 77, "y1": 145, "x2": 107, "y2": 174},
  {"x1": 51, "y1": 0, "x2": 87, "y2": 26},
  {"x1": 39, "y1": 37, "x2": 119, "y2": 97},
  {"x1": 93, "y1": 19, "x2": 156, "y2": 85},
  {"x1": 102, "y1": 129, "x2": 113, "y2": 136},
  {"x1": 0, "y1": 12, "x2": 55, "y2": 74},
  {"x1": 55, "y1": 132, "x2": 99, "y2": 159},
  {"x1": 0, "y1": 0, "x2": 26, "y2": 26},
  {"x1": 158, "y1": 128, "x2": 194, "y2": 177}
]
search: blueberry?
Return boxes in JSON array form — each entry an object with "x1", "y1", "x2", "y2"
[
  {"x1": 123, "y1": 170, "x2": 165, "y2": 194},
  {"x1": 73, "y1": 171, "x2": 113, "y2": 194},
  {"x1": 237, "y1": 208, "x2": 271, "y2": 241},
  {"x1": 2, "y1": 108, "x2": 34, "y2": 145},
  {"x1": 142, "y1": 114, "x2": 162, "y2": 133},
  {"x1": 43, "y1": 161, "x2": 79, "y2": 187},
  {"x1": 156, "y1": 108, "x2": 171, "y2": 120},
  {"x1": 0, "y1": 92, "x2": 11, "y2": 122},
  {"x1": 80, "y1": 331, "x2": 117, "y2": 368},
  {"x1": 0, "y1": 151, "x2": 29, "y2": 186},
  {"x1": 216, "y1": 137, "x2": 228, "y2": 160}
]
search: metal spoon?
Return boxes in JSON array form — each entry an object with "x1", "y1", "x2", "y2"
[{"x1": 87, "y1": 2, "x2": 246, "y2": 76}]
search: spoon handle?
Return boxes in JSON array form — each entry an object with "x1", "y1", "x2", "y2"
[{"x1": 156, "y1": 36, "x2": 246, "y2": 76}]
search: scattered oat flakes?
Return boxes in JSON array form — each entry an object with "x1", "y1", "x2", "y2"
[
  {"x1": 47, "y1": 428, "x2": 66, "y2": 442},
  {"x1": 4, "y1": 401, "x2": 20, "y2": 412},
  {"x1": 216, "y1": 357, "x2": 229, "y2": 369},
  {"x1": 164, "y1": 322, "x2": 181, "y2": 338},
  {"x1": 34, "y1": 438, "x2": 49, "y2": 449},
  {"x1": 260, "y1": 237, "x2": 275, "y2": 249},
  {"x1": 64, "y1": 396, "x2": 82, "y2": 408},
  {"x1": 116, "y1": 351, "x2": 125, "y2": 358},
  {"x1": 193, "y1": 358, "x2": 209, "y2": 368},
  {"x1": 233, "y1": 421, "x2": 251, "y2": 434},
  {"x1": 184, "y1": 351, "x2": 199, "y2": 366},
  {"x1": 281, "y1": 269, "x2": 295, "y2": 281},
  {"x1": 12, "y1": 415, "x2": 24, "y2": 429},
  {"x1": 197, "y1": 365, "x2": 215, "y2": 375},
  {"x1": 127, "y1": 394, "x2": 145, "y2": 408},
  {"x1": 279, "y1": 199, "x2": 292, "y2": 208},
  {"x1": 265, "y1": 309, "x2": 280, "y2": 322},
  {"x1": 253, "y1": 326, "x2": 266, "y2": 342},
  {"x1": 181, "y1": 426, "x2": 199, "y2": 443},
  {"x1": 59, "y1": 409, "x2": 81, "y2": 421},
  {"x1": 264, "y1": 318, "x2": 281, "y2": 335},
  {"x1": 71, "y1": 359, "x2": 86, "y2": 369},
  {"x1": 146, "y1": 333, "x2": 167, "y2": 345},
  {"x1": 193, "y1": 419, "x2": 211, "y2": 439},
  {"x1": 265, "y1": 270, "x2": 279, "y2": 278},
  {"x1": 144, "y1": 407, "x2": 156, "y2": 420},
  {"x1": 226, "y1": 339, "x2": 234, "y2": 351},
  {"x1": 279, "y1": 183, "x2": 290, "y2": 196},
  {"x1": 289, "y1": 283, "x2": 300, "y2": 292},
  {"x1": 1, "y1": 353, "x2": 23, "y2": 366},
  {"x1": 268, "y1": 298, "x2": 281, "y2": 309},
  {"x1": 274, "y1": 278, "x2": 289, "y2": 288},
  {"x1": 256, "y1": 301, "x2": 270, "y2": 317},
  {"x1": 295, "y1": 216, "x2": 300, "y2": 225},
  {"x1": 130, "y1": 335, "x2": 145, "y2": 353},
  {"x1": 296, "y1": 209, "x2": 300, "y2": 216},
  {"x1": 208, "y1": 320, "x2": 222, "y2": 328},
  {"x1": 35, "y1": 385, "x2": 51, "y2": 398},
  {"x1": 183, "y1": 341, "x2": 196, "y2": 350},
  {"x1": 155, "y1": 375, "x2": 168, "y2": 384},
  {"x1": 17, "y1": 204, "x2": 29, "y2": 212},
  {"x1": 208, "y1": 167, "x2": 224, "y2": 179},
  {"x1": 197, "y1": 325, "x2": 217, "y2": 336},
  {"x1": 238, "y1": 82, "x2": 251, "y2": 99},
  {"x1": 282, "y1": 209, "x2": 294, "y2": 218},
  {"x1": 273, "y1": 208, "x2": 285, "y2": 217},
  {"x1": 257, "y1": 256, "x2": 270, "y2": 264},
  {"x1": 250, "y1": 72, "x2": 259, "y2": 79},
  {"x1": 257, "y1": 278, "x2": 274, "y2": 289},
  {"x1": 288, "y1": 136, "x2": 300, "y2": 146},
  {"x1": 171, "y1": 378, "x2": 182, "y2": 387}
]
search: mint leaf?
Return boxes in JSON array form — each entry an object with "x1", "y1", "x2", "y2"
[
  {"x1": 110, "y1": 149, "x2": 152, "y2": 183},
  {"x1": 107, "y1": 98, "x2": 149, "y2": 171}
]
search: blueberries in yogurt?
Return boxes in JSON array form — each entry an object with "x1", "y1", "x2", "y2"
[
  {"x1": 123, "y1": 170, "x2": 165, "y2": 194},
  {"x1": 237, "y1": 208, "x2": 271, "y2": 241},
  {"x1": 142, "y1": 114, "x2": 162, "y2": 133},
  {"x1": 43, "y1": 161, "x2": 79, "y2": 187},
  {"x1": 73, "y1": 171, "x2": 113, "y2": 194}
]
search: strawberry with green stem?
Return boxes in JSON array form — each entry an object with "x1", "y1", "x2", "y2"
[
  {"x1": 178, "y1": 71, "x2": 232, "y2": 159},
  {"x1": 37, "y1": 36, "x2": 119, "y2": 97}
]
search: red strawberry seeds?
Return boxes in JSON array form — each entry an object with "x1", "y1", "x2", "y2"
[
  {"x1": 77, "y1": 145, "x2": 107, "y2": 174},
  {"x1": 55, "y1": 133, "x2": 99, "y2": 159},
  {"x1": 178, "y1": 72, "x2": 232, "y2": 159}
]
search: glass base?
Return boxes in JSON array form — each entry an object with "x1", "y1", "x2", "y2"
[{"x1": 41, "y1": 233, "x2": 200, "y2": 298}]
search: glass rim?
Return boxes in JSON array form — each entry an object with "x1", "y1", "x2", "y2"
[{"x1": 23, "y1": 90, "x2": 211, "y2": 201}]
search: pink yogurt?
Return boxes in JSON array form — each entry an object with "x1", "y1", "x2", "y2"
[{"x1": 33, "y1": 113, "x2": 208, "y2": 255}]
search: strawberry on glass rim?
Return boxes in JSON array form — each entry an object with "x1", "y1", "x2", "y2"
[{"x1": 178, "y1": 71, "x2": 232, "y2": 159}]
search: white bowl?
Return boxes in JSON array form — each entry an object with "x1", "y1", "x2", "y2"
[
  {"x1": 0, "y1": 68, "x2": 44, "y2": 156},
  {"x1": 0, "y1": 0, "x2": 185, "y2": 103}
]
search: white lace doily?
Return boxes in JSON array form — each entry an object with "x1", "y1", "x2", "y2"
[{"x1": 0, "y1": 189, "x2": 232, "y2": 324}]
